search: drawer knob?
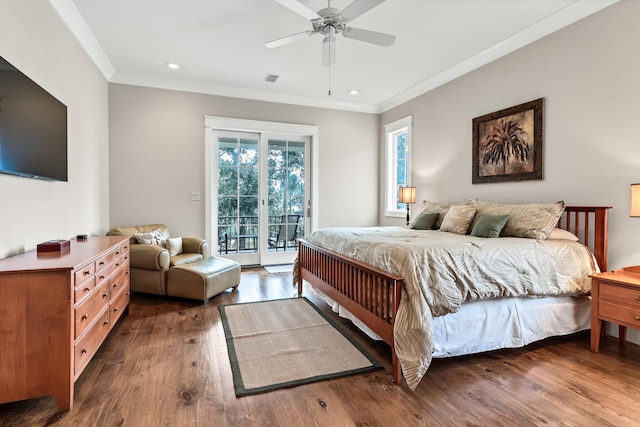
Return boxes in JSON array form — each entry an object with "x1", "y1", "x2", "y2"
[
  {"x1": 84, "y1": 271, "x2": 91, "y2": 276},
  {"x1": 635, "y1": 297, "x2": 640, "y2": 302},
  {"x1": 81, "y1": 348, "x2": 87, "y2": 354},
  {"x1": 113, "y1": 308, "x2": 118, "y2": 313},
  {"x1": 116, "y1": 251, "x2": 120, "y2": 255},
  {"x1": 103, "y1": 293, "x2": 108, "y2": 298},
  {"x1": 84, "y1": 287, "x2": 91, "y2": 292},
  {"x1": 99, "y1": 275, "x2": 105, "y2": 280},
  {"x1": 82, "y1": 313, "x2": 88, "y2": 320},
  {"x1": 635, "y1": 316, "x2": 640, "y2": 321},
  {"x1": 103, "y1": 320, "x2": 109, "y2": 326}
]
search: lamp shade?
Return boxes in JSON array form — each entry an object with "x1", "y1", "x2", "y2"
[
  {"x1": 398, "y1": 186, "x2": 416, "y2": 204},
  {"x1": 631, "y1": 183, "x2": 640, "y2": 217}
]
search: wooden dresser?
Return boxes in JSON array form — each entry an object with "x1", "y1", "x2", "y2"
[
  {"x1": 0, "y1": 236, "x2": 130, "y2": 411},
  {"x1": 591, "y1": 266, "x2": 640, "y2": 353}
]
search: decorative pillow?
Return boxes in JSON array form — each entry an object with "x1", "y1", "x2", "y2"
[
  {"x1": 411, "y1": 212, "x2": 439, "y2": 230},
  {"x1": 439, "y1": 205, "x2": 477, "y2": 235},
  {"x1": 470, "y1": 214, "x2": 509, "y2": 238},
  {"x1": 166, "y1": 237, "x2": 183, "y2": 256},
  {"x1": 470, "y1": 200, "x2": 565, "y2": 240},
  {"x1": 547, "y1": 228, "x2": 580, "y2": 241},
  {"x1": 133, "y1": 229, "x2": 165, "y2": 246},
  {"x1": 410, "y1": 201, "x2": 452, "y2": 229}
]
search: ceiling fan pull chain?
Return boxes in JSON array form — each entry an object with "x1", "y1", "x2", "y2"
[{"x1": 328, "y1": 62, "x2": 332, "y2": 96}]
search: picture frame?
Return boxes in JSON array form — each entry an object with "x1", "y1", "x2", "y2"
[{"x1": 472, "y1": 98, "x2": 543, "y2": 184}]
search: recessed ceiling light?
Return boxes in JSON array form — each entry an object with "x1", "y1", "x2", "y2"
[
  {"x1": 166, "y1": 62, "x2": 179, "y2": 69},
  {"x1": 349, "y1": 89, "x2": 359, "y2": 95}
]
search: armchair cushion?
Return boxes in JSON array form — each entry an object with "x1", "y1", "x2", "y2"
[{"x1": 171, "y1": 253, "x2": 205, "y2": 266}]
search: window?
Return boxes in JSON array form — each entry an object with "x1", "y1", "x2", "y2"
[{"x1": 384, "y1": 116, "x2": 412, "y2": 217}]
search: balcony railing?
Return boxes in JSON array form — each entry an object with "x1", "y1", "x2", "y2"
[{"x1": 218, "y1": 215, "x2": 303, "y2": 254}]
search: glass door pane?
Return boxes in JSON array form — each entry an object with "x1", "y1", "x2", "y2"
[
  {"x1": 262, "y1": 138, "x2": 307, "y2": 265},
  {"x1": 217, "y1": 133, "x2": 260, "y2": 265}
]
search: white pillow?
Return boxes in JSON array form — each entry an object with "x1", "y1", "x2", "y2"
[
  {"x1": 439, "y1": 205, "x2": 477, "y2": 235},
  {"x1": 166, "y1": 237, "x2": 183, "y2": 256},
  {"x1": 470, "y1": 200, "x2": 565, "y2": 240},
  {"x1": 547, "y1": 228, "x2": 579, "y2": 241},
  {"x1": 133, "y1": 229, "x2": 165, "y2": 246}
]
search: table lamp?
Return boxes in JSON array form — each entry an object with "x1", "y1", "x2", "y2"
[
  {"x1": 631, "y1": 183, "x2": 640, "y2": 217},
  {"x1": 398, "y1": 186, "x2": 416, "y2": 226}
]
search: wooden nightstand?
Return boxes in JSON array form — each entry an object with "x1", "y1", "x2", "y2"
[{"x1": 591, "y1": 266, "x2": 640, "y2": 352}]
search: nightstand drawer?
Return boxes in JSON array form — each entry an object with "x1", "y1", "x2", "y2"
[
  {"x1": 600, "y1": 282, "x2": 640, "y2": 307},
  {"x1": 599, "y1": 300, "x2": 640, "y2": 328}
]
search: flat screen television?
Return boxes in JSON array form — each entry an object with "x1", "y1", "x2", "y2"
[{"x1": 0, "y1": 55, "x2": 68, "y2": 181}]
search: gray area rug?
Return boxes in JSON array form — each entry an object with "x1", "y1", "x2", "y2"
[{"x1": 219, "y1": 297, "x2": 383, "y2": 396}]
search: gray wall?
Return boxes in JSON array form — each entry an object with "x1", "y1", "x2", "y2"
[
  {"x1": 108, "y1": 84, "x2": 379, "y2": 238},
  {"x1": 0, "y1": 1, "x2": 109, "y2": 259}
]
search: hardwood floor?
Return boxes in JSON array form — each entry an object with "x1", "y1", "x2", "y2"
[{"x1": 2, "y1": 267, "x2": 640, "y2": 426}]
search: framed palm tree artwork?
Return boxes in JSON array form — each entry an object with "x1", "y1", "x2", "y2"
[{"x1": 472, "y1": 98, "x2": 543, "y2": 184}]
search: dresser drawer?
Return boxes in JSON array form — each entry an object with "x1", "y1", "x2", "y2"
[
  {"x1": 74, "y1": 262, "x2": 95, "y2": 287},
  {"x1": 109, "y1": 261, "x2": 130, "y2": 299},
  {"x1": 599, "y1": 300, "x2": 640, "y2": 328},
  {"x1": 75, "y1": 282, "x2": 109, "y2": 339},
  {"x1": 95, "y1": 248, "x2": 120, "y2": 273},
  {"x1": 74, "y1": 308, "x2": 110, "y2": 377},
  {"x1": 600, "y1": 282, "x2": 640, "y2": 308},
  {"x1": 110, "y1": 283, "x2": 130, "y2": 326},
  {"x1": 118, "y1": 243, "x2": 130, "y2": 259},
  {"x1": 74, "y1": 278, "x2": 96, "y2": 304}
]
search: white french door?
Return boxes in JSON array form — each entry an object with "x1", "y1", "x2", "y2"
[{"x1": 204, "y1": 117, "x2": 318, "y2": 267}]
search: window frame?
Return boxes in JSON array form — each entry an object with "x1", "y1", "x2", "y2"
[{"x1": 384, "y1": 116, "x2": 413, "y2": 218}]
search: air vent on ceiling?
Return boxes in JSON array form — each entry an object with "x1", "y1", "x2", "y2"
[{"x1": 263, "y1": 74, "x2": 279, "y2": 83}]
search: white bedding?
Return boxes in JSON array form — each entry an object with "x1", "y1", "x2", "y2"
[
  {"x1": 298, "y1": 226, "x2": 598, "y2": 390},
  {"x1": 313, "y1": 288, "x2": 591, "y2": 357}
]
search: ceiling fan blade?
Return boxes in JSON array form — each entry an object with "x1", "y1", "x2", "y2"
[
  {"x1": 265, "y1": 31, "x2": 311, "y2": 48},
  {"x1": 342, "y1": 27, "x2": 395, "y2": 47},
  {"x1": 273, "y1": 0, "x2": 320, "y2": 21},
  {"x1": 339, "y1": 0, "x2": 385, "y2": 22},
  {"x1": 322, "y1": 28, "x2": 336, "y2": 66}
]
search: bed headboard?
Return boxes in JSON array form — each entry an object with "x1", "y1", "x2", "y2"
[{"x1": 559, "y1": 206, "x2": 612, "y2": 272}]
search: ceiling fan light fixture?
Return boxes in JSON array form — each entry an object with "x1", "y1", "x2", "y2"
[
  {"x1": 349, "y1": 89, "x2": 359, "y2": 95},
  {"x1": 268, "y1": 0, "x2": 395, "y2": 66},
  {"x1": 166, "y1": 62, "x2": 179, "y2": 69}
]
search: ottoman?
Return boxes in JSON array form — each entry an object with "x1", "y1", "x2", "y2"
[{"x1": 167, "y1": 257, "x2": 240, "y2": 302}]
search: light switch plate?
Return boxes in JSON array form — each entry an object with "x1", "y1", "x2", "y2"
[{"x1": 190, "y1": 192, "x2": 200, "y2": 201}]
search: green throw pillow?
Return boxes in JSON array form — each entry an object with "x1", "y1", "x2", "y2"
[
  {"x1": 411, "y1": 212, "x2": 439, "y2": 230},
  {"x1": 470, "y1": 214, "x2": 509, "y2": 238}
]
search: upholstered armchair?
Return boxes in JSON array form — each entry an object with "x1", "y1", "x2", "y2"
[{"x1": 106, "y1": 224, "x2": 209, "y2": 295}]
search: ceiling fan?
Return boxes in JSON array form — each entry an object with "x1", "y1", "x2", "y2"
[{"x1": 266, "y1": 0, "x2": 396, "y2": 66}]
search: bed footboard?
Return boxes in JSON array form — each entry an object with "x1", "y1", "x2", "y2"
[{"x1": 297, "y1": 239, "x2": 404, "y2": 384}]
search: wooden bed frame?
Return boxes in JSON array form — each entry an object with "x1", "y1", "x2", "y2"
[{"x1": 296, "y1": 205, "x2": 611, "y2": 385}]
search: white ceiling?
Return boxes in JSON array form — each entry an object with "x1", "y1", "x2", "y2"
[{"x1": 53, "y1": 0, "x2": 617, "y2": 113}]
